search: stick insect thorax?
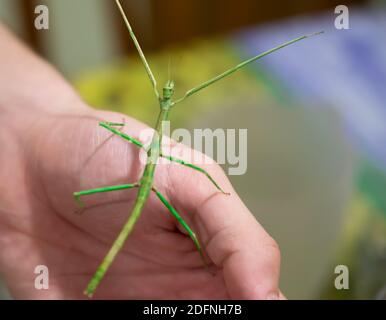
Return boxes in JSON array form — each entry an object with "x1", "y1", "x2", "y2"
[
  {"x1": 148, "y1": 80, "x2": 175, "y2": 161},
  {"x1": 139, "y1": 80, "x2": 175, "y2": 203}
]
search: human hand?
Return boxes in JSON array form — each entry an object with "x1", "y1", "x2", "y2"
[{"x1": 0, "y1": 101, "x2": 283, "y2": 299}]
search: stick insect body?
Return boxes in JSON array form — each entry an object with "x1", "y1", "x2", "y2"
[{"x1": 74, "y1": 0, "x2": 322, "y2": 297}]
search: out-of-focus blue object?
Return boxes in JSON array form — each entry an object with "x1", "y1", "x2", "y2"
[
  {"x1": 235, "y1": 8, "x2": 386, "y2": 174},
  {"x1": 234, "y1": 7, "x2": 386, "y2": 298}
]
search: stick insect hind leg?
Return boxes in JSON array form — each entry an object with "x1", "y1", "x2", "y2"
[
  {"x1": 152, "y1": 187, "x2": 208, "y2": 268},
  {"x1": 73, "y1": 183, "x2": 139, "y2": 209}
]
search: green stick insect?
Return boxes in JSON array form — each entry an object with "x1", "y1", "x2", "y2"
[{"x1": 73, "y1": 0, "x2": 323, "y2": 297}]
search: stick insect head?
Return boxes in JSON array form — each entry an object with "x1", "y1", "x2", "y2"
[{"x1": 162, "y1": 80, "x2": 175, "y2": 100}]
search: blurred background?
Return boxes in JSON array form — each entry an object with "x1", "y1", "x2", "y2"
[{"x1": 0, "y1": 0, "x2": 385, "y2": 299}]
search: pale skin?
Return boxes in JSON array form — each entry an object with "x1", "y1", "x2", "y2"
[{"x1": 0, "y1": 23, "x2": 284, "y2": 299}]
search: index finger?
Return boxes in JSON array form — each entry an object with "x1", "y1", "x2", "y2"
[{"x1": 165, "y1": 158, "x2": 282, "y2": 300}]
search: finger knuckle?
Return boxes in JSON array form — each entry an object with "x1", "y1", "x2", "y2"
[{"x1": 265, "y1": 237, "x2": 281, "y2": 261}]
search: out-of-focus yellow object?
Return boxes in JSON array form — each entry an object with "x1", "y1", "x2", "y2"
[
  {"x1": 74, "y1": 39, "x2": 269, "y2": 128},
  {"x1": 321, "y1": 193, "x2": 386, "y2": 299}
]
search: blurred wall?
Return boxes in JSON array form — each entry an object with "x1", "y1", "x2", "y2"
[{"x1": 0, "y1": 0, "x2": 366, "y2": 77}]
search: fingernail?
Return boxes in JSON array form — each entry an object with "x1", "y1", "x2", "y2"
[{"x1": 266, "y1": 291, "x2": 280, "y2": 300}]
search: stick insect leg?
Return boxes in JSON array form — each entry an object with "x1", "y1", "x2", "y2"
[
  {"x1": 74, "y1": 183, "x2": 139, "y2": 208},
  {"x1": 99, "y1": 122, "x2": 144, "y2": 148},
  {"x1": 160, "y1": 154, "x2": 230, "y2": 195},
  {"x1": 102, "y1": 117, "x2": 129, "y2": 129},
  {"x1": 115, "y1": 0, "x2": 160, "y2": 100},
  {"x1": 103, "y1": 122, "x2": 124, "y2": 127},
  {"x1": 172, "y1": 32, "x2": 323, "y2": 106},
  {"x1": 152, "y1": 187, "x2": 208, "y2": 267}
]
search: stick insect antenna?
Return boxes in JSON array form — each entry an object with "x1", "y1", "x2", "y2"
[
  {"x1": 115, "y1": 0, "x2": 160, "y2": 100},
  {"x1": 172, "y1": 31, "x2": 324, "y2": 106}
]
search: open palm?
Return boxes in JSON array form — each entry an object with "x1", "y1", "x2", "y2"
[{"x1": 0, "y1": 106, "x2": 282, "y2": 299}]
